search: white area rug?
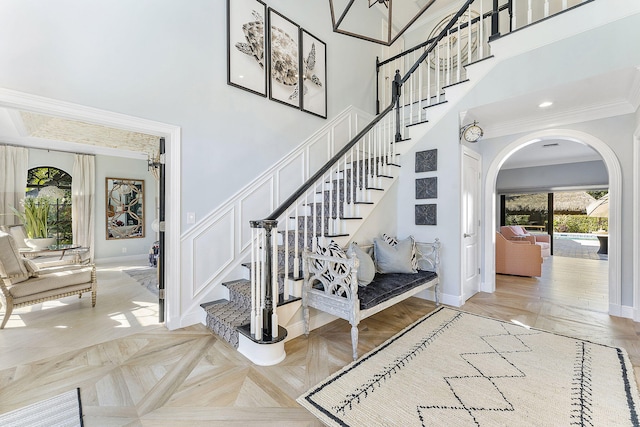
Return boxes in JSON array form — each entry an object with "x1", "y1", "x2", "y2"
[
  {"x1": 0, "y1": 388, "x2": 83, "y2": 427},
  {"x1": 298, "y1": 307, "x2": 640, "y2": 426}
]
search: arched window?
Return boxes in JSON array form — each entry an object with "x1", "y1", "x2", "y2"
[{"x1": 26, "y1": 167, "x2": 72, "y2": 245}]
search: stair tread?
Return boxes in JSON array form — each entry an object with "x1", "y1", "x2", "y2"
[{"x1": 202, "y1": 300, "x2": 250, "y2": 326}]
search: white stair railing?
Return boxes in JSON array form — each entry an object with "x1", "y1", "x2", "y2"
[{"x1": 249, "y1": 105, "x2": 398, "y2": 341}]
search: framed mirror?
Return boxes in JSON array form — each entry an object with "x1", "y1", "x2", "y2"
[{"x1": 106, "y1": 178, "x2": 144, "y2": 240}]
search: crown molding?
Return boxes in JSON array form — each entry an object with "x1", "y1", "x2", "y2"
[{"x1": 485, "y1": 98, "x2": 635, "y2": 139}]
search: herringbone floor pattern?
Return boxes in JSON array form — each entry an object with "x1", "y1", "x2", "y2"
[{"x1": 0, "y1": 256, "x2": 637, "y2": 426}]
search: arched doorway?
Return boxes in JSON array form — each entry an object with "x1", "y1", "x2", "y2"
[{"x1": 482, "y1": 129, "x2": 622, "y2": 315}]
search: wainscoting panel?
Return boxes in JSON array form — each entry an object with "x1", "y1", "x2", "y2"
[
  {"x1": 239, "y1": 177, "x2": 274, "y2": 252},
  {"x1": 179, "y1": 106, "x2": 374, "y2": 326},
  {"x1": 192, "y1": 208, "x2": 235, "y2": 296},
  {"x1": 277, "y1": 152, "x2": 305, "y2": 205}
]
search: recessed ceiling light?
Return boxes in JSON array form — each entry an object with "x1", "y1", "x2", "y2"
[{"x1": 538, "y1": 101, "x2": 553, "y2": 108}]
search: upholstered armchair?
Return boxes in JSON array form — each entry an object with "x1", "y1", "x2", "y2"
[
  {"x1": 0, "y1": 231, "x2": 97, "y2": 329},
  {"x1": 495, "y1": 232, "x2": 543, "y2": 277},
  {"x1": 500, "y1": 225, "x2": 551, "y2": 257}
]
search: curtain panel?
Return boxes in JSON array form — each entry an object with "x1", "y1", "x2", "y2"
[
  {"x1": 72, "y1": 154, "x2": 95, "y2": 261},
  {"x1": 0, "y1": 145, "x2": 28, "y2": 226}
]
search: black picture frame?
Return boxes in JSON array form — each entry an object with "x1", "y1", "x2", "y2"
[
  {"x1": 227, "y1": 0, "x2": 268, "y2": 97},
  {"x1": 268, "y1": 8, "x2": 301, "y2": 109},
  {"x1": 300, "y1": 29, "x2": 327, "y2": 118}
]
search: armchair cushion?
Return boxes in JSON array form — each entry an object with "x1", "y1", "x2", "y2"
[
  {"x1": 0, "y1": 231, "x2": 29, "y2": 284},
  {"x1": 8, "y1": 266, "x2": 93, "y2": 299}
]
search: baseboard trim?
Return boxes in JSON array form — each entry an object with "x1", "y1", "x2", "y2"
[{"x1": 95, "y1": 254, "x2": 148, "y2": 265}]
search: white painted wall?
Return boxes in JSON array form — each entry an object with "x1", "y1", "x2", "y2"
[
  {"x1": 0, "y1": 0, "x2": 379, "y2": 232},
  {"x1": 397, "y1": 114, "x2": 462, "y2": 306},
  {"x1": 496, "y1": 160, "x2": 608, "y2": 193}
]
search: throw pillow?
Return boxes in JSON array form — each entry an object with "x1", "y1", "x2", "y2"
[
  {"x1": 348, "y1": 242, "x2": 376, "y2": 286},
  {"x1": 0, "y1": 231, "x2": 30, "y2": 284},
  {"x1": 382, "y1": 233, "x2": 418, "y2": 271},
  {"x1": 23, "y1": 258, "x2": 40, "y2": 278},
  {"x1": 314, "y1": 240, "x2": 352, "y2": 290},
  {"x1": 374, "y1": 236, "x2": 417, "y2": 274}
]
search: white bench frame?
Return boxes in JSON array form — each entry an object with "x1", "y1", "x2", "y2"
[{"x1": 302, "y1": 239, "x2": 440, "y2": 360}]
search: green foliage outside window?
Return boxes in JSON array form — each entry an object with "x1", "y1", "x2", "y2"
[{"x1": 25, "y1": 167, "x2": 72, "y2": 245}]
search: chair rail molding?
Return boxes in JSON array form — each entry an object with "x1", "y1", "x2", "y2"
[{"x1": 178, "y1": 106, "x2": 374, "y2": 327}]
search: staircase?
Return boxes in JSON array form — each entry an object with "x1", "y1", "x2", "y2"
[
  {"x1": 200, "y1": 153, "x2": 406, "y2": 350},
  {"x1": 198, "y1": 0, "x2": 595, "y2": 364}
]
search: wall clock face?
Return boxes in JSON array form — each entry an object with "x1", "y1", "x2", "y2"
[{"x1": 463, "y1": 124, "x2": 483, "y2": 142}]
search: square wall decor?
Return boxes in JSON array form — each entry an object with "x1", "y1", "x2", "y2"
[
  {"x1": 416, "y1": 177, "x2": 437, "y2": 199},
  {"x1": 415, "y1": 204, "x2": 437, "y2": 225},
  {"x1": 415, "y1": 149, "x2": 437, "y2": 173}
]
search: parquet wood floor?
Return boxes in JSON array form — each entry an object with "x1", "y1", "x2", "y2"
[{"x1": 0, "y1": 256, "x2": 637, "y2": 426}]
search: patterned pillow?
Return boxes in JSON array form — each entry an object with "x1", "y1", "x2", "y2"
[
  {"x1": 23, "y1": 259, "x2": 40, "y2": 278},
  {"x1": 314, "y1": 240, "x2": 353, "y2": 292},
  {"x1": 382, "y1": 234, "x2": 418, "y2": 271}
]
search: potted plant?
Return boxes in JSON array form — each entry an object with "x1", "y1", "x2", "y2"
[{"x1": 11, "y1": 197, "x2": 55, "y2": 250}]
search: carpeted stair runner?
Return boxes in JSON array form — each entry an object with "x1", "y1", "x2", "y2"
[{"x1": 201, "y1": 279, "x2": 252, "y2": 348}]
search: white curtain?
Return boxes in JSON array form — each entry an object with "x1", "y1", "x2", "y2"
[
  {"x1": 0, "y1": 145, "x2": 28, "y2": 226},
  {"x1": 72, "y1": 154, "x2": 95, "y2": 260}
]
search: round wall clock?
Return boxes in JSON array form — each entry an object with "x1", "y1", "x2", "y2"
[{"x1": 461, "y1": 122, "x2": 483, "y2": 143}]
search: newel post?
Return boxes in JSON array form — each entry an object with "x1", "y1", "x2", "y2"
[
  {"x1": 489, "y1": 0, "x2": 501, "y2": 41},
  {"x1": 393, "y1": 69, "x2": 402, "y2": 142}
]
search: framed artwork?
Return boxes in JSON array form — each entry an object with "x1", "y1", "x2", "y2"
[
  {"x1": 416, "y1": 177, "x2": 438, "y2": 199},
  {"x1": 227, "y1": 0, "x2": 268, "y2": 96},
  {"x1": 415, "y1": 204, "x2": 437, "y2": 226},
  {"x1": 106, "y1": 178, "x2": 144, "y2": 240},
  {"x1": 268, "y1": 8, "x2": 300, "y2": 109},
  {"x1": 300, "y1": 29, "x2": 327, "y2": 118},
  {"x1": 415, "y1": 149, "x2": 438, "y2": 172}
]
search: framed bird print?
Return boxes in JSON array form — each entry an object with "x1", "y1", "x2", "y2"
[
  {"x1": 268, "y1": 8, "x2": 301, "y2": 109},
  {"x1": 227, "y1": 0, "x2": 268, "y2": 96},
  {"x1": 300, "y1": 29, "x2": 327, "y2": 118}
]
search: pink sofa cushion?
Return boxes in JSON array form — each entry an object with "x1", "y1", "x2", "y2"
[{"x1": 510, "y1": 226, "x2": 530, "y2": 236}]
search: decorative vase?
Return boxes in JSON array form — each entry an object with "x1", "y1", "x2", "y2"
[{"x1": 24, "y1": 237, "x2": 56, "y2": 250}]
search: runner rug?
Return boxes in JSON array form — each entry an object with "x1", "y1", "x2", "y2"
[
  {"x1": 298, "y1": 306, "x2": 640, "y2": 426},
  {"x1": 124, "y1": 267, "x2": 159, "y2": 296},
  {"x1": 0, "y1": 388, "x2": 83, "y2": 427}
]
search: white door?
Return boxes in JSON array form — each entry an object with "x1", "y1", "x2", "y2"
[{"x1": 462, "y1": 147, "x2": 481, "y2": 301}]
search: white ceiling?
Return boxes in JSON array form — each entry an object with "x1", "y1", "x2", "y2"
[
  {"x1": 468, "y1": 67, "x2": 640, "y2": 169},
  {"x1": 0, "y1": 106, "x2": 158, "y2": 159}
]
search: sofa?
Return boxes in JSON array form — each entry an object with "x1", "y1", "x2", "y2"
[
  {"x1": 495, "y1": 232, "x2": 543, "y2": 277},
  {"x1": 500, "y1": 225, "x2": 551, "y2": 257}
]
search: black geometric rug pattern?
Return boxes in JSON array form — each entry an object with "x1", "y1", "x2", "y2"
[{"x1": 298, "y1": 307, "x2": 640, "y2": 427}]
